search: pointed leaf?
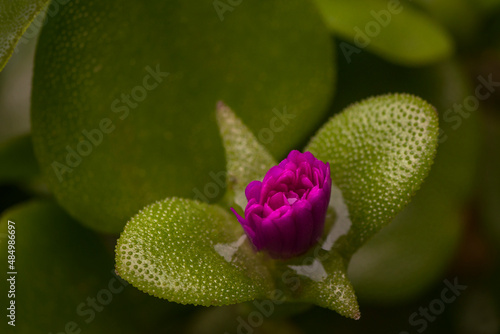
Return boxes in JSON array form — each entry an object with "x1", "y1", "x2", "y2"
[
  {"x1": 279, "y1": 249, "x2": 359, "y2": 319},
  {"x1": 0, "y1": 0, "x2": 50, "y2": 71},
  {"x1": 216, "y1": 102, "x2": 277, "y2": 207},
  {"x1": 115, "y1": 197, "x2": 274, "y2": 306},
  {"x1": 306, "y1": 93, "x2": 439, "y2": 258},
  {"x1": 312, "y1": 0, "x2": 452, "y2": 65}
]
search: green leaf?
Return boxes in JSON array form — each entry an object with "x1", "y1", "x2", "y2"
[
  {"x1": 325, "y1": 56, "x2": 480, "y2": 302},
  {"x1": 279, "y1": 250, "x2": 360, "y2": 319},
  {"x1": 412, "y1": 0, "x2": 480, "y2": 43},
  {"x1": 0, "y1": 200, "x2": 184, "y2": 333},
  {"x1": 306, "y1": 93, "x2": 439, "y2": 259},
  {"x1": 0, "y1": 134, "x2": 40, "y2": 184},
  {"x1": 332, "y1": 53, "x2": 481, "y2": 202},
  {"x1": 31, "y1": 0, "x2": 335, "y2": 233},
  {"x1": 312, "y1": 0, "x2": 453, "y2": 65},
  {"x1": 0, "y1": 0, "x2": 50, "y2": 71},
  {"x1": 216, "y1": 102, "x2": 277, "y2": 208},
  {"x1": 115, "y1": 197, "x2": 274, "y2": 306},
  {"x1": 302, "y1": 254, "x2": 359, "y2": 319}
]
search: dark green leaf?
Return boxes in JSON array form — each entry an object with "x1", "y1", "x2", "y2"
[
  {"x1": 0, "y1": 200, "x2": 183, "y2": 333},
  {"x1": 347, "y1": 188, "x2": 461, "y2": 302},
  {"x1": 31, "y1": 0, "x2": 335, "y2": 233},
  {"x1": 0, "y1": 134, "x2": 40, "y2": 184},
  {"x1": 279, "y1": 249, "x2": 360, "y2": 319}
]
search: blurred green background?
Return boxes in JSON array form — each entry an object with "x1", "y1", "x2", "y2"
[{"x1": 1, "y1": 0, "x2": 500, "y2": 333}]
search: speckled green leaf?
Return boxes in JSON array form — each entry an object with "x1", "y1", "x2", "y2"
[
  {"x1": 115, "y1": 197, "x2": 274, "y2": 306},
  {"x1": 327, "y1": 57, "x2": 480, "y2": 302},
  {"x1": 302, "y1": 253, "x2": 359, "y2": 319},
  {"x1": 312, "y1": 0, "x2": 452, "y2": 65},
  {"x1": 0, "y1": 200, "x2": 183, "y2": 334},
  {"x1": 306, "y1": 94, "x2": 439, "y2": 259},
  {"x1": 332, "y1": 53, "x2": 483, "y2": 202},
  {"x1": 0, "y1": 0, "x2": 49, "y2": 71},
  {"x1": 31, "y1": 0, "x2": 334, "y2": 233},
  {"x1": 216, "y1": 102, "x2": 277, "y2": 208},
  {"x1": 279, "y1": 250, "x2": 360, "y2": 319},
  {"x1": 331, "y1": 56, "x2": 481, "y2": 203}
]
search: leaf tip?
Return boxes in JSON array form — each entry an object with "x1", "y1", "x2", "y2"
[
  {"x1": 215, "y1": 100, "x2": 231, "y2": 120},
  {"x1": 216, "y1": 100, "x2": 228, "y2": 110},
  {"x1": 215, "y1": 100, "x2": 236, "y2": 133}
]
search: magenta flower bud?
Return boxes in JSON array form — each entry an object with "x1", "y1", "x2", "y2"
[{"x1": 231, "y1": 150, "x2": 331, "y2": 259}]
